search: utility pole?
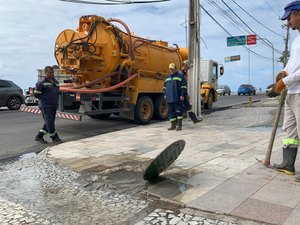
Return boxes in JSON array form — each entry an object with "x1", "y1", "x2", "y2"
[
  {"x1": 188, "y1": 0, "x2": 201, "y2": 116},
  {"x1": 283, "y1": 25, "x2": 290, "y2": 66}
]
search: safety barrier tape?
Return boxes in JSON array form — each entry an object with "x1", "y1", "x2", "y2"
[{"x1": 20, "y1": 106, "x2": 82, "y2": 121}]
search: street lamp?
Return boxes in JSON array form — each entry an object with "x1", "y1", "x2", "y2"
[{"x1": 259, "y1": 38, "x2": 275, "y2": 83}]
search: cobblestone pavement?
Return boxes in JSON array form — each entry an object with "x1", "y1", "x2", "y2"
[
  {"x1": 0, "y1": 151, "x2": 247, "y2": 225},
  {"x1": 0, "y1": 105, "x2": 277, "y2": 225},
  {"x1": 0, "y1": 150, "x2": 249, "y2": 225}
]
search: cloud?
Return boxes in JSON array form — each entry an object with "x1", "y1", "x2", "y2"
[{"x1": 0, "y1": 0, "x2": 294, "y2": 92}]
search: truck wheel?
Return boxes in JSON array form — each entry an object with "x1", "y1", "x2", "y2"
[
  {"x1": 204, "y1": 92, "x2": 213, "y2": 109},
  {"x1": 153, "y1": 95, "x2": 168, "y2": 120},
  {"x1": 7, "y1": 97, "x2": 22, "y2": 110},
  {"x1": 134, "y1": 96, "x2": 154, "y2": 124}
]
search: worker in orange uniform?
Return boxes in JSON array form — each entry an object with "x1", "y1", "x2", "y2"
[
  {"x1": 178, "y1": 60, "x2": 202, "y2": 124},
  {"x1": 163, "y1": 63, "x2": 187, "y2": 131},
  {"x1": 266, "y1": 1, "x2": 300, "y2": 182}
]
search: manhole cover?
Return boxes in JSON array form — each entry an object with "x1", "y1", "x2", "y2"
[{"x1": 143, "y1": 140, "x2": 185, "y2": 180}]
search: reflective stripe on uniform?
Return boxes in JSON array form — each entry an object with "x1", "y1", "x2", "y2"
[
  {"x1": 173, "y1": 77, "x2": 182, "y2": 81},
  {"x1": 40, "y1": 129, "x2": 47, "y2": 135},
  {"x1": 170, "y1": 118, "x2": 177, "y2": 122},
  {"x1": 43, "y1": 82, "x2": 54, "y2": 86},
  {"x1": 49, "y1": 131, "x2": 57, "y2": 137},
  {"x1": 177, "y1": 116, "x2": 183, "y2": 120},
  {"x1": 282, "y1": 138, "x2": 300, "y2": 146},
  {"x1": 34, "y1": 90, "x2": 42, "y2": 94}
]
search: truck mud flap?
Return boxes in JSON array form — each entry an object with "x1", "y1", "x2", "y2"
[{"x1": 20, "y1": 106, "x2": 82, "y2": 121}]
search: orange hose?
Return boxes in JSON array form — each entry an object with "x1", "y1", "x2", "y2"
[
  {"x1": 107, "y1": 18, "x2": 134, "y2": 60},
  {"x1": 72, "y1": 71, "x2": 118, "y2": 89},
  {"x1": 59, "y1": 73, "x2": 138, "y2": 93}
]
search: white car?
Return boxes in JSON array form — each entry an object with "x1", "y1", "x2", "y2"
[{"x1": 217, "y1": 85, "x2": 231, "y2": 96}]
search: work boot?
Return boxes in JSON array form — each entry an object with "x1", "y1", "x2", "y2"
[
  {"x1": 188, "y1": 111, "x2": 202, "y2": 124},
  {"x1": 295, "y1": 175, "x2": 300, "y2": 182},
  {"x1": 50, "y1": 132, "x2": 63, "y2": 144},
  {"x1": 52, "y1": 138, "x2": 63, "y2": 144},
  {"x1": 168, "y1": 120, "x2": 177, "y2": 130},
  {"x1": 35, "y1": 131, "x2": 47, "y2": 144},
  {"x1": 272, "y1": 147, "x2": 298, "y2": 175},
  {"x1": 176, "y1": 119, "x2": 183, "y2": 131},
  {"x1": 34, "y1": 136, "x2": 47, "y2": 144}
]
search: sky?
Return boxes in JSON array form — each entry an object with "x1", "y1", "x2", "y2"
[{"x1": 0, "y1": 0, "x2": 296, "y2": 92}]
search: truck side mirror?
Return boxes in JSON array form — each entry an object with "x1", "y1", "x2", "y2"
[{"x1": 220, "y1": 66, "x2": 224, "y2": 76}]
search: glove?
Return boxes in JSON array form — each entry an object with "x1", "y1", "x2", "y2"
[
  {"x1": 276, "y1": 70, "x2": 287, "y2": 82},
  {"x1": 266, "y1": 83, "x2": 278, "y2": 98},
  {"x1": 274, "y1": 79, "x2": 285, "y2": 93},
  {"x1": 266, "y1": 79, "x2": 286, "y2": 98}
]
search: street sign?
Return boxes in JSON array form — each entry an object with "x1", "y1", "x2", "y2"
[
  {"x1": 227, "y1": 36, "x2": 246, "y2": 47},
  {"x1": 224, "y1": 55, "x2": 241, "y2": 62},
  {"x1": 247, "y1": 34, "x2": 257, "y2": 45}
]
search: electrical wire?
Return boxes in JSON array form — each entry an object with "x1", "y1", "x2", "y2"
[
  {"x1": 220, "y1": 0, "x2": 282, "y2": 54},
  {"x1": 231, "y1": 0, "x2": 284, "y2": 38},
  {"x1": 263, "y1": 0, "x2": 281, "y2": 19},
  {"x1": 200, "y1": 4, "x2": 272, "y2": 61},
  {"x1": 206, "y1": 0, "x2": 249, "y2": 35},
  {"x1": 59, "y1": 0, "x2": 170, "y2": 5}
]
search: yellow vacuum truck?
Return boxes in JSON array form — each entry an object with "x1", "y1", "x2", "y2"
[{"x1": 23, "y1": 15, "x2": 223, "y2": 124}]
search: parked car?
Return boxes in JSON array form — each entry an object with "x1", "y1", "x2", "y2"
[
  {"x1": 24, "y1": 87, "x2": 38, "y2": 106},
  {"x1": 0, "y1": 79, "x2": 24, "y2": 110},
  {"x1": 217, "y1": 85, "x2": 231, "y2": 95},
  {"x1": 237, "y1": 84, "x2": 256, "y2": 96},
  {"x1": 265, "y1": 84, "x2": 275, "y2": 96}
]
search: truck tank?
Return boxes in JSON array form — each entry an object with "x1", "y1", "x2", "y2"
[{"x1": 54, "y1": 15, "x2": 187, "y2": 91}]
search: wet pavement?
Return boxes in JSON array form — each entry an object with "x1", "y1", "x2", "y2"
[{"x1": 1, "y1": 98, "x2": 299, "y2": 225}]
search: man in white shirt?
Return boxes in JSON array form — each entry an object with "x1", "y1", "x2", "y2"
[{"x1": 267, "y1": 1, "x2": 300, "y2": 182}]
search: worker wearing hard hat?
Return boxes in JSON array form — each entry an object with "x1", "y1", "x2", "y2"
[
  {"x1": 179, "y1": 60, "x2": 201, "y2": 124},
  {"x1": 163, "y1": 63, "x2": 187, "y2": 131}
]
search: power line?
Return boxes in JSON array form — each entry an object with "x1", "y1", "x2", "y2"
[
  {"x1": 263, "y1": 0, "x2": 281, "y2": 19},
  {"x1": 200, "y1": 4, "x2": 272, "y2": 61},
  {"x1": 59, "y1": 0, "x2": 170, "y2": 5},
  {"x1": 220, "y1": 0, "x2": 281, "y2": 54},
  {"x1": 205, "y1": 0, "x2": 250, "y2": 34},
  {"x1": 231, "y1": 0, "x2": 284, "y2": 38}
]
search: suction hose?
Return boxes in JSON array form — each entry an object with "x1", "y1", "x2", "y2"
[{"x1": 59, "y1": 73, "x2": 138, "y2": 94}]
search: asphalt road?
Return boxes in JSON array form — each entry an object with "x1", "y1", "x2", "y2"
[
  {"x1": 0, "y1": 109, "x2": 137, "y2": 160},
  {"x1": 0, "y1": 93, "x2": 266, "y2": 160}
]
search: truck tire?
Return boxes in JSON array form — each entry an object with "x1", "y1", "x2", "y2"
[
  {"x1": 204, "y1": 92, "x2": 213, "y2": 109},
  {"x1": 7, "y1": 96, "x2": 22, "y2": 110},
  {"x1": 134, "y1": 96, "x2": 154, "y2": 124},
  {"x1": 153, "y1": 95, "x2": 168, "y2": 120}
]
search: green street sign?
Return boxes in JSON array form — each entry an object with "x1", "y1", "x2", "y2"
[{"x1": 227, "y1": 36, "x2": 246, "y2": 47}]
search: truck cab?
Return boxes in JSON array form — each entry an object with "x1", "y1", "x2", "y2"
[{"x1": 200, "y1": 59, "x2": 224, "y2": 109}]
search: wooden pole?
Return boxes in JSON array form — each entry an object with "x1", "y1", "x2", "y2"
[{"x1": 257, "y1": 26, "x2": 290, "y2": 167}]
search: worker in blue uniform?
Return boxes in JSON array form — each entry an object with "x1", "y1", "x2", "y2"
[
  {"x1": 163, "y1": 63, "x2": 187, "y2": 131},
  {"x1": 34, "y1": 66, "x2": 62, "y2": 144},
  {"x1": 178, "y1": 60, "x2": 201, "y2": 124}
]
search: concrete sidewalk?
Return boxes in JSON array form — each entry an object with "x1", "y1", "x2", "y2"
[{"x1": 48, "y1": 100, "x2": 300, "y2": 225}]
